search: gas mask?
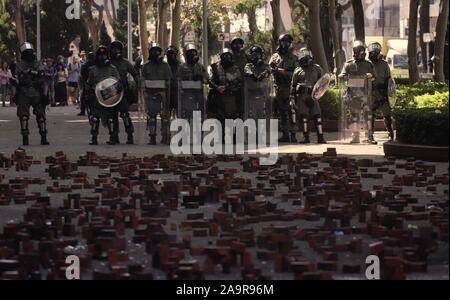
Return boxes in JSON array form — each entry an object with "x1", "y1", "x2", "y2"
[
  {"x1": 186, "y1": 50, "x2": 199, "y2": 65},
  {"x1": 299, "y1": 56, "x2": 313, "y2": 68},
  {"x1": 110, "y1": 48, "x2": 122, "y2": 60},
  {"x1": 22, "y1": 49, "x2": 36, "y2": 62},
  {"x1": 231, "y1": 41, "x2": 244, "y2": 55},
  {"x1": 149, "y1": 49, "x2": 162, "y2": 63},
  {"x1": 353, "y1": 47, "x2": 366, "y2": 62},
  {"x1": 249, "y1": 51, "x2": 263, "y2": 65},
  {"x1": 220, "y1": 53, "x2": 233, "y2": 68},
  {"x1": 96, "y1": 47, "x2": 110, "y2": 66},
  {"x1": 369, "y1": 51, "x2": 381, "y2": 62},
  {"x1": 166, "y1": 51, "x2": 178, "y2": 65}
]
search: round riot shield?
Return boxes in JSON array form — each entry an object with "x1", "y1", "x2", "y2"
[
  {"x1": 312, "y1": 73, "x2": 331, "y2": 101},
  {"x1": 95, "y1": 77, "x2": 124, "y2": 108},
  {"x1": 388, "y1": 77, "x2": 397, "y2": 108}
]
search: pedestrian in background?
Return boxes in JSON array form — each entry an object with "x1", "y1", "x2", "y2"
[
  {"x1": 0, "y1": 61, "x2": 12, "y2": 107},
  {"x1": 68, "y1": 56, "x2": 80, "y2": 105},
  {"x1": 55, "y1": 62, "x2": 68, "y2": 106},
  {"x1": 43, "y1": 58, "x2": 56, "y2": 106}
]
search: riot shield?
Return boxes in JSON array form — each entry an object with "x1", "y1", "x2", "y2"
[
  {"x1": 243, "y1": 76, "x2": 273, "y2": 147},
  {"x1": 243, "y1": 77, "x2": 272, "y2": 120},
  {"x1": 312, "y1": 73, "x2": 331, "y2": 101},
  {"x1": 177, "y1": 80, "x2": 205, "y2": 120},
  {"x1": 141, "y1": 79, "x2": 170, "y2": 143},
  {"x1": 338, "y1": 74, "x2": 373, "y2": 143},
  {"x1": 388, "y1": 77, "x2": 397, "y2": 108}
]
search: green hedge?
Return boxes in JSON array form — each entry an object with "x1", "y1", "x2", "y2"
[
  {"x1": 394, "y1": 81, "x2": 449, "y2": 111},
  {"x1": 319, "y1": 87, "x2": 340, "y2": 120},
  {"x1": 394, "y1": 108, "x2": 449, "y2": 146}
]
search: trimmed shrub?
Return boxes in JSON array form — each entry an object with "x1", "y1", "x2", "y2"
[{"x1": 394, "y1": 108, "x2": 449, "y2": 146}]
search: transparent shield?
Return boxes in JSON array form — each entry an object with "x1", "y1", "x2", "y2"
[
  {"x1": 338, "y1": 75, "x2": 374, "y2": 143},
  {"x1": 177, "y1": 80, "x2": 205, "y2": 120},
  {"x1": 244, "y1": 76, "x2": 273, "y2": 147}
]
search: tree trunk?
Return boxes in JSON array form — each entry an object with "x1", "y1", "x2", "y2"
[
  {"x1": 408, "y1": 0, "x2": 420, "y2": 84},
  {"x1": 247, "y1": 9, "x2": 259, "y2": 43},
  {"x1": 156, "y1": 0, "x2": 169, "y2": 47},
  {"x1": 170, "y1": 0, "x2": 182, "y2": 48},
  {"x1": 329, "y1": 0, "x2": 345, "y2": 76},
  {"x1": 270, "y1": 0, "x2": 285, "y2": 52},
  {"x1": 309, "y1": 0, "x2": 329, "y2": 73},
  {"x1": 138, "y1": 0, "x2": 149, "y2": 62},
  {"x1": 433, "y1": 0, "x2": 449, "y2": 82},
  {"x1": 351, "y1": 0, "x2": 365, "y2": 43},
  {"x1": 419, "y1": 0, "x2": 430, "y2": 72},
  {"x1": 81, "y1": 0, "x2": 100, "y2": 49},
  {"x1": 10, "y1": 0, "x2": 25, "y2": 45}
]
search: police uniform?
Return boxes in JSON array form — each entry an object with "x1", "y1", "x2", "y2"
[
  {"x1": 243, "y1": 46, "x2": 272, "y2": 121},
  {"x1": 208, "y1": 49, "x2": 242, "y2": 133},
  {"x1": 16, "y1": 42, "x2": 49, "y2": 146},
  {"x1": 369, "y1": 43, "x2": 394, "y2": 141},
  {"x1": 269, "y1": 50, "x2": 298, "y2": 142},
  {"x1": 290, "y1": 61, "x2": 326, "y2": 144},
  {"x1": 141, "y1": 44, "x2": 172, "y2": 145},
  {"x1": 110, "y1": 41, "x2": 139, "y2": 144},
  {"x1": 339, "y1": 41, "x2": 376, "y2": 144},
  {"x1": 85, "y1": 46, "x2": 121, "y2": 145}
]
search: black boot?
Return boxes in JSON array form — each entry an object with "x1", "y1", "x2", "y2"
[
  {"x1": 278, "y1": 131, "x2": 290, "y2": 143},
  {"x1": 147, "y1": 117, "x2": 157, "y2": 145},
  {"x1": 89, "y1": 116, "x2": 100, "y2": 145},
  {"x1": 317, "y1": 134, "x2": 327, "y2": 144},
  {"x1": 148, "y1": 135, "x2": 156, "y2": 145},
  {"x1": 161, "y1": 118, "x2": 170, "y2": 145},
  {"x1": 384, "y1": 116, "x2": 394, "y2": 141},
  {"x1": 121, "y1": 112, "x2": 135, "y2": 145},
  {"x1": 290, "y1": 132, "x2": 298, "y2": 143},
  {"x1": 20, "y1": 116, "x2": 29, "y2": 146},
  {"x1": 300, "y1": 134, "x2": 310, "y2": 144},
  {"x1": 313, "y1": 116, "x2": 326, "y2": 144},
  {"x1": 37, "y1": 117, "x2": 50, "y2": 145},
  {"x1": 106, "y1": 118, "x2": 119, "y2": 145}
]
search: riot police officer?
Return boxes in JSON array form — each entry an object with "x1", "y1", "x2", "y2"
[
  {"x1": 243, "y1": 46, "x2": 272, "y2": 121},
  {"x1": 269, "y1": 34, "x2": 299, "y2": 143},
  {"x1": 339, "y1": 40, "x2": 376, "y2": 144},
  {"x1": 16, "y1": 42, "x2": 49, "y2": 146},
  {"x1": 208, "y1": 48, "x2": 242, "y2": 137},
  {"x1": 85, "y1": 45, "x2": 121, "y2": 145},
  {"x1": 141, "y1": 43, "x2": 172, "y2": 145},
  {"x1": 244, "y1": 46, "x2": 271, "y2": 81},
  {"x1": 166, "y1": 45, "x2": 180, "y2": 118},
  {"x1": 230, "y1": 37, "x2": 248, "y2": 73},
  {"x1": 110, "y1": 41, "x2": 139, "y2": 144},
  {"x1": 368, "y1": 42, "x2": 394, "y2": 141},
  {"x1": 178, "y1": 44, "x2": 208, "y2": 119},
  {"x1": 230, "y1": 37, "x2": 247, "y2": 118},
  {"x1": 290, "y1": 48, "x2": 326, "y2": 144},
  {"x1": 79, "y1": 51, "x2": 96, "y2": 116}
]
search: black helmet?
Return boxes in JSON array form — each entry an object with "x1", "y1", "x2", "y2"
[
  {"x1": 231, "y1": 37, "x2": 244, "y2": 54},
  {"x1": 96, "y1": 45, "x2": 110, "y2": 66},
  {"x1": 249, "y1": 46, "x2": 263, "y2": 55},
  {"x1": 20, "y1": 42, "x2": 36, "y2": 62},
  {"x1": 298, "y1": 48, "x2": 313, "y2": 67},
  {"x1": 148, "y1": 43, "x2": 163, "y2": 62},
  {"x1": 249, "y1": 46, "x2": 264, "y2": 64},
  {"x1": 368, "y1": 42, "x2": 382, "y2": 62},
  {"x1": 166, "y1": 45, "x2": 179, "y2": 55},
  {"x1": 148, "y1": 43, "x2": 163, "y2": 53},
  {"x1": 220, "y1": 48, "x2": 234, "y2": 67},
  {"x1": 184, "y1": 43, "x2": 197, "y2": 55},
  {"x1": 110, "y1": 41, "x2": 124, "y2": 60},
  {"x1": 278, "y1": 34, "x2": 294, "y2": 53},
  {"x1": 184, "y1": 44, "x2": 199, "y2": 65},
  {"x1": 279, "y1": 33, "x2": 294, "y2": 43},
  {"x1": 353, "y1": 40, "x2": 366, "y2": 61},
  {"x1": 110, "y1": 40, "x2": 124, "y2": 51}
]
